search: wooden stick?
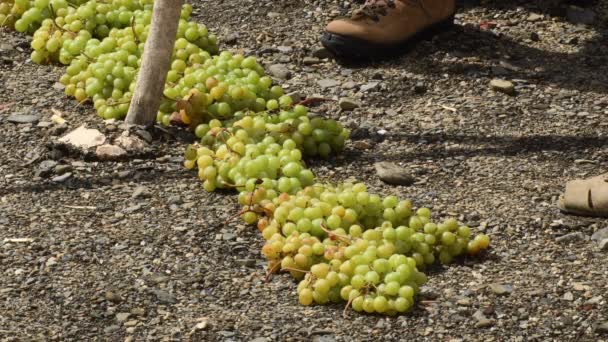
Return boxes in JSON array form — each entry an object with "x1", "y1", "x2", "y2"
[{"x1": 125, "y1": 0, "x2": 183, "y2": 126}]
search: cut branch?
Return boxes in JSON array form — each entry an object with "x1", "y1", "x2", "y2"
[{"x1": 125, "y1": 0, "x2": 183, "y2": 126}]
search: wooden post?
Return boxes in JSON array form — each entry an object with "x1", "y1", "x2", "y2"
[{"x1": 125, "y1": 0, "x2": 183, "y2": 126}]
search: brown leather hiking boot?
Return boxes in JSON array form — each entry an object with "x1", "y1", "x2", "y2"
[{"x1": 321, "y1": 0, "x2": 456, "y2": 61}]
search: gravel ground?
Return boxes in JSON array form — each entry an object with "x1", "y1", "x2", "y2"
[{"x1": 1, "y1": 0, "x2": 608, "y2": 341}]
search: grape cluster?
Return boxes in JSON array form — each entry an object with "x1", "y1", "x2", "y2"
[
  {"x1": 250, "y1": 183, "x2": 490, "y2": 314},
  {"x1": 53, "y1": 2, "x2": 218, "y2": 119},
  {"x1": 182, "y1": 107, "x2": 347, "y2": 194}
]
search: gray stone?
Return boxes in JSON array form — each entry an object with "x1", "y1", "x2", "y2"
[
  {"x1": 591, "y1": 228, "x2": 608, "y2": 242},
  {"x1": 95, "y1": 144, "x2": 127, "y2": 161},
  {"x1": 51, "y1": 173, "x2": 72, "y2": 183},
  {"x1": 54, "y1": 164, "x2": 72, "y2": 175},
  {"x1": 236, "y1": 259, "x2": 256, "y2": 267},
  {"x1": 268, "y1": 64, "x2": 291, "y2": 80},
  {"x1": 473, "y1": 310, "x2": 494, "y2": 328},
  {"x1": 249, "y1": 338, "x2": 269, "y2": 342},
  {"x1": 59, "y1": 125, "x2": 106, "y2": 149},
  {"x1": 277, "y1": 46, "x2": 293, "y2": 53},
  {"x1": 7, "y1": 114, "x2": 41, "y2": 124},
  {"x1": 116, "y1": 313, "x2": 131, "y2": 322},
  {"x1": 360, "y1": 81, "x2": 380, "y2": 92},
  {"x1": 567, "y1": 7, "x2": 595, "y2": 25},
  {"x1": 150, "y1": 288, "x2": 177, "y2": 304},
  {"x1": 303, "y1": 57, "x2": 321, "y2": 65},
  {"x1": 167, "y1": 196, "x2": 182, "y2": 205},
  {"x1": 317, "y1": 79, "x2": 340, "y2": 89},
  {"x1": 105, "y1": 291, "x2": 123, "y2": 303},
  {"x1": 132, "y1": 186, "x2": 151, "y2": 199},
  {"x1": 338, "y1": 97, "x2": 361, "y2": 111},
  {"x1": 313, "y1": 336, "x2": 336, "y2": 342},
  {"x1": 267, "y1": 12, "x2": 280, "y2": 19},
  {"x1": 36, "y1": 160, "x2": 58, "y2": 177},
  {"x1": 555, "y1": 232, "x2": 586, "y2": 243},
  {"x1": 527, "y1": 13, "x2": 543, "y2": 22},
  {"x1": 223, "y1": 233, "x2": 237, "y2": 241},
  {"x1": 489, "y1": 283, "x2": 513, "y2": 295},
  {"x1": 375, "y1": 162, "x2": 415, "y2": 186},
  {"x1": 490, "y1": 79, "x2": 515, "y2": 95},
  {"x1": 104, "y1": 325, "x2": 120, "y2": 334},
  {"x1": 599, "y1": 239, "x2": 608, "y2": 251}
]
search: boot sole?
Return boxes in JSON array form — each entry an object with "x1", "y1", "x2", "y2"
[{"x1": 320, "y1": 15, "x2": 455, "y2": 62}]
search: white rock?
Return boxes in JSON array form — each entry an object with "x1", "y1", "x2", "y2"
[{"x1": 59, "y1": 125, "x2": 106, "y2": 149}]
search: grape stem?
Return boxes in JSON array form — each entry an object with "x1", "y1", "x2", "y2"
[
  {"x1": 264, "y1": 261, "x2": 282, "y2": 282},
  {"x1": 342, "y1": 294, "x2": 360, "y2": 317},
  {"x1": 295, "y1": 97, "x2": 335, "y2": 107},
  {"x1": 131, "y1": 16, "x2": 140, "y2": 44},
  {"x1": 280, "y1": 266, "x2": 307, "y2": 274},
  {"x1": 320, "y1": 224, "x2": 352, "y2": 245}
]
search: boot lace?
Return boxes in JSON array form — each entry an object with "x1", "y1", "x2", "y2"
[{"x1": 352, "y1": 0, "x2": 429, "y2": 22}]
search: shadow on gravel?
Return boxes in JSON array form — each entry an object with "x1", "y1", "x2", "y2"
[
  {"x1": 0, "y1": 167, "x2": 190, "y2": 196},
  {"x1": 344, "y1": 0, "x2": 608, "y2": 94},
  {"x1": 380, "y1": 133, "x2": 606, "y2": 160}
]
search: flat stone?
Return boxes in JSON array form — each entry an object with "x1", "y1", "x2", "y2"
[
  {"x1": 317, "y1": 79, "x2": 340, "y2": 89},
  {"x1": 249, "y1": 338, "x2": 270, "y2": 342},
  {"x1": 132, "y1": 186, "x2": 151, "y2": 199},
  {"x1": 338, "y1": 97, "x2": 361, "y2": 111},
  {"x1": 7, "y1": 114, "x2": 41, "y2": 124},
  {"x1": 236, "y1": 259, "x2": 256, "y2": 267},
  {"x1": 375, "y1": 162, "x2": 415, "y2": 186},
  {"x1": 124, "y1": 320, "x2": 138, "y2": 327},
  {"x1": 95, "y1": 144, "x2": 127, "y2": 161},
  {"x1": 51, "y1": 173, "x2": 72, "y2": 183},
  {"x1": 527, "y1": 13, "x2": 543, "y2": 22},
  {"x1": 555, "y1": 232, "x2": 586, "y2": 243},
  {"x1": 360, "y1": 81, "x2": 380, "y2": 92},
  {"x1": 599, "y1": 239, "x2": 608, "y2": 251},
  {"x1": 277, "y1": 45, "x2": 293, "y2": 53},
  {"x1": 489, "y1": 283, "x2": 513, "y2": 295},
  {"x1": 104, "y1": 325, "x2": 120, "y2": 334},
  {"x1": 150, "y1": 288, "x2": 177, "y2": 304},
  {"x1": 591, "y1": 228, "x2": 608, "y2": 242},
  {"x1": 473, "y1": 310, "x2": 494, "y2": 328},
  {"x1": 490, "y1": 79, "x2": 515, "y2": 95},
  {"x1": 36, "y1": 160, "x2": 58, "y2": 177},
  {"x1": 105, "y1": 291, "x2": 123, "y2": 303},
  {"x1": 54, "y1": 164, "x2": 72, "y2": 175},
  {"x1": 116, "y1": 313, "x2": 131, "y2": 323},
  {"x1": 59, "y1": 125, "x2": 106, "y2": 149},
  {"x1": 268, "y1": 64, "x2": 291, "y2": 80},
  {"x1": 303, "y1": 57, "x2": 321, "y2": 65}
]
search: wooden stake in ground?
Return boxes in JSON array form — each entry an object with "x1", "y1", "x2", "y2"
[{"x1": 125, "y1": 0, "x2": 183, "y2": 126}]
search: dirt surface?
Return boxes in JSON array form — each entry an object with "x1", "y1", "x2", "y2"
[{"x1": 1, "y1": 0, "x2": 608, "y2": 341}]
